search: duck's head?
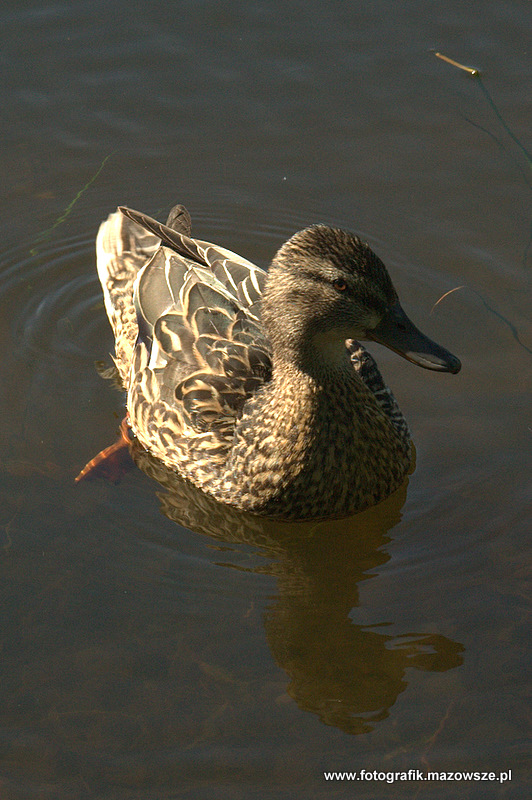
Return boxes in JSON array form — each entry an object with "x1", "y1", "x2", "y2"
[{"x1": 262, "y1": 224, "x2": 461, "y2": 374}]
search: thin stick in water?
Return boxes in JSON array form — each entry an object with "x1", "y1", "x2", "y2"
[{"x1": 434, "y1": 52, "x2": 480, "y2": 77}]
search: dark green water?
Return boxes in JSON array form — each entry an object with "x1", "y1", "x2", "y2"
[{"x1": 0, "y1": 1, "x2": 529, "y2": 798}]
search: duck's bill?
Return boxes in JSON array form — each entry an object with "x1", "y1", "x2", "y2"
[{"x1": 367, "y1": 302, "x2": 461, "y2": 373}]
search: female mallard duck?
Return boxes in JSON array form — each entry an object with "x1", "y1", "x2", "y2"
[{"x1": 92, "y1": 204, "x2": 460, "y2": 520}]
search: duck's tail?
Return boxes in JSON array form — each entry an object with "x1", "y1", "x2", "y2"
[{"x1": 96, "y1": 210, "x2": 160, "y2": 385}]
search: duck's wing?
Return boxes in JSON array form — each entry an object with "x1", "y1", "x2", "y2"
[
  {"x1": 120, "y1": 206, "x2": 266, "y2": 316},
  {"x1": 347, "y1": 340, "x2": 410, "y2": 443},
  {"x1": 125, "y1": 208, "x2": 272, "y2": 442},
  {"x1": 96, "y1": 211, "x2": 161, "y2": 385},
  {"x1": 165, "y1": 203, "x2": 192, "y2": 235},
  {"x1": 96, "y1": 204, "x2": 197, "y2": 386}
]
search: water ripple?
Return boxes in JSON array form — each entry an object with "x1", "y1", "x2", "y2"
[{"x1": 0, "y1": 233, "x2": 106, "y2": 364}]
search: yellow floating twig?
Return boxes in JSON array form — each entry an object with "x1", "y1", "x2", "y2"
[
  {"x1": 434, "y1": 52, "x2": 480, "y2": 77},
  {"x1": 430, "y1": 286, "x2": 467, "y2": 314}
]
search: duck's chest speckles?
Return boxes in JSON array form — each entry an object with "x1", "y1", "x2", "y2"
[{"x1": 225, "y1": 372, "x2": 411, "y2": 519}]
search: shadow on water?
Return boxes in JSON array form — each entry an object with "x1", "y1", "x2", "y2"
[{"x1": 124, "y1": 442, "x2": 464, "y2": 736}]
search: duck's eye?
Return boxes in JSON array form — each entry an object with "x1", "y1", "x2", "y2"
[{"x1": 332, "y1": 278, "x2": 348, "y2": 292}]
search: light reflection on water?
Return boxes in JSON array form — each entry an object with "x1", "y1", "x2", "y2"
[{"x1": 139, "y1": 453, "x2": 464, "y2": 736}]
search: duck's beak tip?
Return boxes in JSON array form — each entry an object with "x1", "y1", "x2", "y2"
[{"x1": 368, "y1": 302, "x2": 461, "y2": 374}]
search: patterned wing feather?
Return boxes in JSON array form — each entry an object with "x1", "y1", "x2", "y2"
[
  {"x1": 122, "y1": 206, "x2": 273, "y2": 444},
  {"x1": 134, "y1": 249, "x2": 176, "y2": 343},
  {"x1": 96, "y1": 210, "x2": 160, "y2": 384},
  {"x1": 347, "y1": 340, "x2": 410, "y2": 442},
  {"x1": 165, "y1": 204, "x2": 192, "y2": 235}
]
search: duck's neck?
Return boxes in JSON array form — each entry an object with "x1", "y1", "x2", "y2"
[{"x1": 269, "y1": 319, "x2": 358, "y2": 383}]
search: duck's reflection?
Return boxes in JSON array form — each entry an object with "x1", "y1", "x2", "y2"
[{"x1": 132, "y1": 442, "x2": 464, "y2": 735}]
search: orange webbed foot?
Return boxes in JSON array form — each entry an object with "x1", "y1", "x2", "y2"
[{"x1": 75, "y1": 417, "x2": 134, "y2": 484}]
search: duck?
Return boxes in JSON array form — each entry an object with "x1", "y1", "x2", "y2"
[{"x1": 87, "y1": 204, "x2": 460, "y2": 520}]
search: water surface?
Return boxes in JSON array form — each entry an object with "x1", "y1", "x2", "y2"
[{"x1": 0, "y1": 1, "x2": 530, "y2": 798}]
